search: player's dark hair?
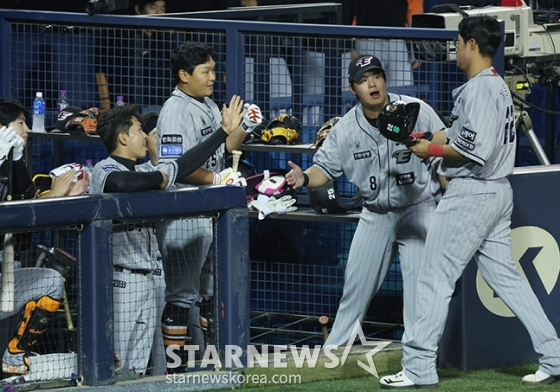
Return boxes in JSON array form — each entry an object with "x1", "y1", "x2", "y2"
[
  {"x1": 458, "y1": 15, "x2": 502, "y2": 59},
  {"x1": 0, "y1": 98, "x2": 29, "y2": 127},
  {"x1": 140, "y1": 111, "x2": 158, "y2": 135},
  {"x1": 97, "y1": 106, "x2": 141, "y2": 153},
  {"x1": 170, "y1": 41, "x2": 215, "y2": 84}
]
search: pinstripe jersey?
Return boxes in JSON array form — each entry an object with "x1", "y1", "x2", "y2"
[
  {"x1": 439, "y1": 67, "x2": 516, "y2": 180},
  {"x1": 156, "y1": 87, "x2": 224, "y2": 185},
  {"x1": 314, "y1": 94, "x2": 445, "y2": 210},
  {"x1": 90, "y1": 157, "x2": 160, "y2": 270}
]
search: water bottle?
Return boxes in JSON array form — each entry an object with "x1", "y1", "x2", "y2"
[
  {"x1": 56, "y1": 90, "x2": 69, "y2": 113},
  {"x1": 115, "y1": 96, "x2": 125, "y2": 107},
  {"x1": 32, "y1": 92, "x2": 46, "y2": 133},
  {"x1": 84, "y1": 159, "x2": 94, "y2": 193}
]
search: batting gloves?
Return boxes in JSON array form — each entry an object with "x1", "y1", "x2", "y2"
[
  {"x1": 241, "y1": 103, "x2": 263, "y2": 133},
  {"x1": 213, "y1": 168, "x2": 247, "y2": 187},
  {"x1": 0, "y1": 127, "x2": 20, "y2": 160},
  {"x1": 248, "y1": 195, "x2": 297, "y2": 220}
]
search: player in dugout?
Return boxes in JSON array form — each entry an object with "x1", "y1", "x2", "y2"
[
  {"x1": 89, "y1": 98, "x2": 245, "y2": 374},
  {"x1": 285, "y1": 55, "x2": 446, "y2": 349}
]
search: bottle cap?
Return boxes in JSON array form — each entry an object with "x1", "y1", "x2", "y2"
[
  {"x1": 117, "y1": 96, "x2": 124, "y2": 101},
  {"x1": 60, "y1": 90, "x2": 66, "y2": 95},
  {"x1": 36, "y1": 92, "x2": 43, "y2": 98},
  {"x1": 86, "y1": 159, "x2": 93, "y2": 164}
]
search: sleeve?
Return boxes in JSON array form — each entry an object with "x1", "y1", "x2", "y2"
[
  {"x1": 174, "y1": 128, "x2": 229, "y2": 180},
  {"x1": 312, "y1": 126, "x2": 344, "y2": 181},
  {"x1": 449, "y1": 81, "x2": 499, "y2": 165},
  {"x1": 0, "y1": 159, "x2": 34, "y2": 200},
  {"x1": 104, "y1": 171, "x2": 164, "y2": 193}
]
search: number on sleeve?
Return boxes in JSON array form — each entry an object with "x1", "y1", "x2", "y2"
[{"x1": 503, "y1": 105, "x2": 515, "y2": 145}]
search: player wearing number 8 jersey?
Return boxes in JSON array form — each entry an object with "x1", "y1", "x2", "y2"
[
  {"x1": 381, "y1": 15, "x2": 560, "y2": 389},
  {"x1": 285, "y1": 54, "x2": 446, "y2": 348}
]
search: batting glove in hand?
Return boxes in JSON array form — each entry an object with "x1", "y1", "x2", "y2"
[
  {"x1": 248, "y1": 194, "x2": 297, "y2": 220},
  {"x1": 214, "y1": 168, "x2": 248, "y2": 187},
  {"x1": 241, "y1": 103, "x2": 263, "y2": 133},
  {"x1": 0, "y1": 126, "x2": 19, "y2": 160},
  {"x1": 12, "y1": 134, "x2": 25, "y2": 161}
]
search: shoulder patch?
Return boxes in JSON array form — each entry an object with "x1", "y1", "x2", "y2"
[
  {"x1": 102, "y1": 164, "x2": 121, "y2": 173},
  {"x1": 200, "y1": 126, "x2": 213, "y2": 136},
  {"x1": 161, "y1": 134, "x2": 183, "y2": 144}
]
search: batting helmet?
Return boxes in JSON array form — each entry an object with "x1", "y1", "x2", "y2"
[
  {"x1": 260, "y1": 114, "x2": 301, "y2": 145},
  {"x1": 313, "y1": 116, "x2": 341, "y2": 149},
  {"x1": 307, "y1": 180, "x2": 363, "y2": 214},
  {"x1": 377, "y1": 101, "x2": 420, "y2": 146}
]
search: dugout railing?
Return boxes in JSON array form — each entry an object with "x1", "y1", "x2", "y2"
[{"x1": 0, "y1": 186, "x2": 249, "y2": 387}]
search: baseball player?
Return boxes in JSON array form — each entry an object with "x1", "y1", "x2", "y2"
[
  {"x1": 380, "y1": 16, "x2": 560, "y2": 389},
  {"x1": 0, "y1": 100, "x2": 66, "y2": 377},
  {"x1": 285, "y1": 54, "x2": 445, "y2": 348},
  {"x1": 90, "y1": 102, "x2": 244, "y2": 374},
  {"x1": 156, "y1": 41, "x2": 261, "y2": 370}
]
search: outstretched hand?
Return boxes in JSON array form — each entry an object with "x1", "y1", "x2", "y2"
[
  {"x1": 285, "y1": 160, "x2": 304, "y2": 190},
  {"x1": 221, "y1": 95, "x2": 245, "y2": 134}
]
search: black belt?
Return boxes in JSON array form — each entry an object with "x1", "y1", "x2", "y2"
[{"x1": 114, "y1": 265, "x2": 152, "y2": 276}]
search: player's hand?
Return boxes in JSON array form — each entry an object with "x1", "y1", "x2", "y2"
[
  {"x1": 408, "y1": 138, "x2": 431, "y2": 159},
  {"x1": 67, "y1": 170, "x2": 90, "y2": 196},
  {"x1": 158, "y1": 171, "x2": 169, "y2": 189},
  {"x1": 0, "y1": 126, "x2": 18, "y2": 160},
  {"x1": 221, "y1": 95, "x2": 245, "y2": 134},
  {"x1": 240, "y1": 103, "x2": 263, "y2": 133},
  {"x1": 285, "y1": 160, "x2": 305, "y2": 190},
  {"x1": 44, "y1": 169, "x2": 76, "y2": 198},
  {"x1": 12, "y1": 135, "x2": 25, "y2": 161}
]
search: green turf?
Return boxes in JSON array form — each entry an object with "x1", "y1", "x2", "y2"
[{"x1": 238, "y1": 347, "x2": 552, "y2": 391}]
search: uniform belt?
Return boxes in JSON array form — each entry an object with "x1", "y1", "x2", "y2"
[{"x1": 114, "y1": 265, "x2": 152, "y2": 275}]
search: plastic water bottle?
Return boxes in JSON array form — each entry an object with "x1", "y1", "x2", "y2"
[
  {"x1": 84, "y1": 159, "x2": 94, "y2": 193},
  {"x1": 32, "y1": 92, "x2": 46, "y2": 133},
  {"x1": 115, "y1": 96, "x2": 125, "y2": 107},
  {"x1": 56, "y1": 90, "x2": 69, "y2": 113}
]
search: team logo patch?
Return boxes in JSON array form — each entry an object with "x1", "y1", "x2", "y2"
[
  {"x1": 153, "y1": 268, "x2": 162, "y2": 276},
  {"x1": 392, "y1": 149, "x2": 412, "y2": 164},
  {"x1": 355, "y1": 56, "x2": 373, "y2": 67},
  {"x1": 200, "y1": 126, "x2": 213, "y2": 136},
  {"x1": 353, "y1": 150, "x2": 372, "y2": 160},
  {"x1": 102, "y1": 164, "x2": 120, "y2": 173},
  {"x1": 162, "y1": 135, "x2": 183, "y2": 144},
  {"x1": 396, "y1": 172, "x2": 415, "y2": 186}
]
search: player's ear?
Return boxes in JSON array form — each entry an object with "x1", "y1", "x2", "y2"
[
  {"x1": 348, "y1": 82, "x2": 357, "y2": 95},
  {"x1": 178, "y1": 69, "x2": 190, "y2": 84},
  {"x1": 118, "y1": 131, "x2": 128, "y2": 146}
]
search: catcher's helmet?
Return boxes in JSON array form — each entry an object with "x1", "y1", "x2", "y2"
[
  {"x1": 377, "y1": 101, "x2": 420, "y2": 146},
  {"x1": 260, "y1": 114, "x2": 301, "y2": 145},
  {"x1": 307, "y1": 180, "x2": 363, "y2": 214},
  {"x1": 313, "y1": 116, "x2": 341, "y2": 149}
]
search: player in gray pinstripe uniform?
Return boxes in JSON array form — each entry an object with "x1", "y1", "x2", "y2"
[
  {"x1": 90, "y1": 103, "x2": 243, "y2": 374},
  {"x1": 286, "y1": 54, "x2": 445, "y2": 348},
  {"x1": 156, "y1": 42, "x2": 257, "y2": 369},
  {"x1": 381, "y1": 16, "x2": 560, "y2": 389}
]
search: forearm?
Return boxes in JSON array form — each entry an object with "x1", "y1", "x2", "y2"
[
  {"x1": 104, "y1": 171, "x2": 163, "y2": 192},
  {"x1": 431, "y1": 130, "x2": 448, "y2": 145},
  {"x1": 182, "y1": 167, "x2": 215, "y2": 185},
  {"x1": 175, "y1": 128, "x2": 228, "y2": 180},
  {"x1": 225, "y1": 127, "x2": 248, "y2": 153},
  {"x1": 305, "y1": 166, "x2": 330, "y2": 189}
]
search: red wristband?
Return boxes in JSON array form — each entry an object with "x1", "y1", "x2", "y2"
[{"x1": 427, "y1": 143, "x2": 444, "y2": 157}]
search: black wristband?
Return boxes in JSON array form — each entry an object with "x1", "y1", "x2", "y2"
[{"x1": 302, "y1": 172, "x2": 310, "y2": 187}]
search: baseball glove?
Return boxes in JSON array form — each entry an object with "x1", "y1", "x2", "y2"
[
  {"x1": 260, "y1": 114, "x2": 301, "y2": 145},
  {"x1": 377, "y1": 101, "x2": 420, "y2": 146},
  {"x1": 313, "y1": 116, "x2": 341, "y2": 148}
]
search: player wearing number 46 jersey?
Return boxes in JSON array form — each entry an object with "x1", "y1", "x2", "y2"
[
  {"x1": 286, "y1": 54, "x2": 446, "y2": 348},
  {"x1": 381, "y1": 15, "x2": 560, "y2": 389}
]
